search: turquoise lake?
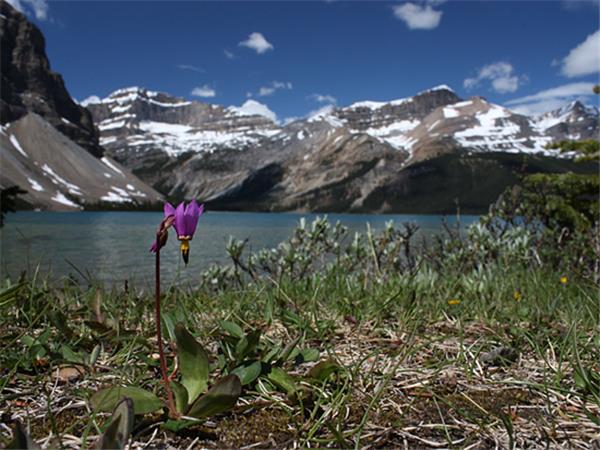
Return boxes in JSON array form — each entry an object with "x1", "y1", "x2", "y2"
[{"x1": 0, "y1": 211, "x2": 479, "y2": 287}]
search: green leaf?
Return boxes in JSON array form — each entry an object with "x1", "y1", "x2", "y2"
[
  {"x1": 262, "y1": 344, "x2": 281, "y2": 363},
  {"x1": 89, "y1": 344, "x2": 102, "y2": 366},
  {"x1": 267, "y1": 367, "x2": 297, "y2": 395},
  {"x1": 219, "y1": 320, "x2": 245, "y2": 339},
  {"x1": 162, "y1": 313, "x2": 177, "y2": 343},
  {"x1": 91, "y1": 386, "x2": 162, "y2": 415},
  {"x1": 307, "y1": 360, "x2": 340, "y2": 382},
  {"x1": 282, "y1": 309, "x2": 302, "y2": 327},
  {"x1": 187, "y1": 374, "x2": 242, "y2": 419},
  {"x1": 21, "y1": 335, "x2": 36, "y2": 347},
  {"x1": 62, "y1": 345, "x2": 85, "y2": 364},
  {"x1": 574, "y1": 366, "x2": 600, "y2": 396},
  {"x1": 298, "y1": 348, "x2": 320, "y2": 364},
  {"x1": 161, "y1": 419, "x2": 201, "y2": 433},
  {"x1": 231, "y1": 361, "x2": 262, "y2": 386},
  {"x1": 6, "y1": 421, "x2": 40, "y2": 450},
  {"x1": 235, "y1": 330, "x2": 261, "y2": 360},
  {"x1": 279, "y1": 336, "x2": 301, "y2": 362},
  {"x1": 174, "y1": 324, "x2": 209, "y2": 403},
  {"x1": 170, "y1": 381, "x2": 189, "y2": 414},
  {"x1": 95, "y1": 397, "x2": 134, "y2": 450},
  {"x1": 0, "y1": 282, "x2": 25, "y2": 308}
]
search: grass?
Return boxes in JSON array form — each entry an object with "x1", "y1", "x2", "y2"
[{"x1": 1, "y1": 219, "x2": 599, "y2": 449}]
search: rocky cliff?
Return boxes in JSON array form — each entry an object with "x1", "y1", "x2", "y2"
[
  {"x1": 0, "y1": 1, "x2": 104, "y2": 158},
  {"x1": 0, "y1": 2, "x2": 162, "y2": 210}
]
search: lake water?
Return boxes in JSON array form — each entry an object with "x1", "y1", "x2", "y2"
[{"x1": 0, "y1": 211, "x2": 479, "y2": 287}]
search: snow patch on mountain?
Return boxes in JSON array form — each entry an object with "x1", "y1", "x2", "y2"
[
  {"x1": 9, "y1": 134, "x2": 27, "y2": 157},
  {"x1": 454, "y1": 105, "x2": 553, "y2": 154},
  {"x1": 418, "y1": 84, "x2": 455, "y2": 94},
  {"x1": 51, "y1": 191, "x2": 80, "y2": 208},
  {"x1": 27, "y1": 177, "x2": 44, "y2": 192},
  {"x1": 101, "y1": 157, "x2": 124, "y2": 175},
  {"x1": 41, "y1": 164, "x2": 83, "y2": 195},
  {"x1": 348, "y1": 96, "x2": 412, "y2": 111},
  {"x1": 228, "y1": 100, "x2": 277, "y2": 122}
]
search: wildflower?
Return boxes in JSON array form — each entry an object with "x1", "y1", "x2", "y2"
[
  {"x1": 513, "y1": 290, "x2": 522, "y2": 301},
  {"x1": 150, "y1": 200, "x2": 204, "y2": 264},
  {"x1": 149, "y1": 209, "x2": 175, "y2": 253},
  {"x1": 448, "y1": 298, "x2": 460, "y2": 306},
  {"x1": 560, "y1": 276, "x2": 568, "y2": 285}
]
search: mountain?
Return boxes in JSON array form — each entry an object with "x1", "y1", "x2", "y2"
[
  {"x1": 0, "y1": 1, "x2": 162, "y2": 210},
  {"x1": 0, "y1": 114, "x2": 160, "y2": 210},
  {"x1": 88, "y1": 84, "x2": 598, "y2": 213},
  {"x1": 533, "y1": 101, "x2": 599, "y2": 141},
  {"x1": 83, "y1": 88, "x2": 280, "y2": 190}
]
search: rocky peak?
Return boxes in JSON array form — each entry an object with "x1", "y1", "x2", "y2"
[
  {"x1": 333, "y1": 85, "x2": 461, "y2": 131},
  {"x1": 0, "y1": 1, "x2": 103, "y2": 157},
  {"x1": 533, "y1": 99, "x2": 599, "y2": 140}
]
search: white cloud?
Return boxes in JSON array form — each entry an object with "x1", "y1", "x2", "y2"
[
  {"x1": 224, "y1": 49, "x2": 235, "y2": 59},
  {"x1": 6, "y1": 0, "x2": 49, "y2": 20},
  {"x1": 190, "y1": 85, "x2": 216, "y2": 98},
  {"x1": 464, "y1": 62, "x2": 526, "y2": 94},
  {"x1": 393, "y1": 2, "x2": 443, "y2": 30},
  {"x1": 253, "y1": 81, "x2": 292, "y2": 97},
  {"x1": 232, "y1": 100, "x2": 277, "y2": 122},
  {"x1": 177, "y1": 64, "x2": 205, "y2": 73},
  {"x1": 309, "y1": 93, "x2": 337, "y2": 104},
  {"x1": 239, "y1": 32, "x2": 274, "y2": 54},
  {"x1": 560, "y1": 29, "x2": 600, "y2": 77},
  {"x1": 504, "y1": 82, "x2": 596, "y2": 115}
]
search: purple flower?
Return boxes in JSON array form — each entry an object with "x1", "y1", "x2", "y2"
[{"x1": 150, "y1": 200, "x2": 204, "y2": 264}]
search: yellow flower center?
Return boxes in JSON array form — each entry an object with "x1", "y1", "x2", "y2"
[{"x1": 179, "y1": 238, "x2": 190, "y2": 252}]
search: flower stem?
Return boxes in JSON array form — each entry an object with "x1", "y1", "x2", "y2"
[{"x1": 155, "y1": 236, "x2": 178, "y2": 418}]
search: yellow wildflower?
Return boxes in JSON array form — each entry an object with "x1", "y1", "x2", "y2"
[
  {"x1": 448, "y1": 299, "x2": 461, "y2": 306},
  {"x1": 513, "y1": 290, "x2": 522, "y2": 301},
  {"x1": 560, "y1": 276, "x2": 568, "y2": 285}
]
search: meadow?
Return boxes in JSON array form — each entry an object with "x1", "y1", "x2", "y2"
[{"x1": 1, "y1": 210, "x2": 599, "y2": 449}]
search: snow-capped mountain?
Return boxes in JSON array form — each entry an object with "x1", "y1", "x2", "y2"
[
  {"x1": 533, "y1": 101, "x2": 599, "y2": 141},
  {"x1": 91, "y1": 85, "x2": 598, "y2": 168},
  {"x1": 318, "y1": 89, "x2": 597, "y2": 160},
  {"x1": 85, "y1": 88, "x2": 280, "y2": 157},
  {"x1": 86, "y1": 83, "x2": 598, "y2": 213}
]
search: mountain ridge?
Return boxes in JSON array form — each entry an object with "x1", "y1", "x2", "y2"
[{"x1": 85, "y1": 84, "x2": 598, "y2": 213}]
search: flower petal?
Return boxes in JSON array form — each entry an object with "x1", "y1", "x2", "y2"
[
  {"x1": 183, "y1": 200, "x2": 203, "y2": 238},
  {"x1": 164, "y1": 202, "x2": 176, "y2": 218},
  {"x1": 174, "y1": 202, "x2": 185, "y2": 236}
]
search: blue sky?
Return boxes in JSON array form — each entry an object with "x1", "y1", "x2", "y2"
[{"x1": 11, "y1": 0, "x2": 600, "y2": 123}]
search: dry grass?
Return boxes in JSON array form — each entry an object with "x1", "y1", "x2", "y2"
[{"x1": 2, "y1": 316, "x2": 599, "y2": 449}]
